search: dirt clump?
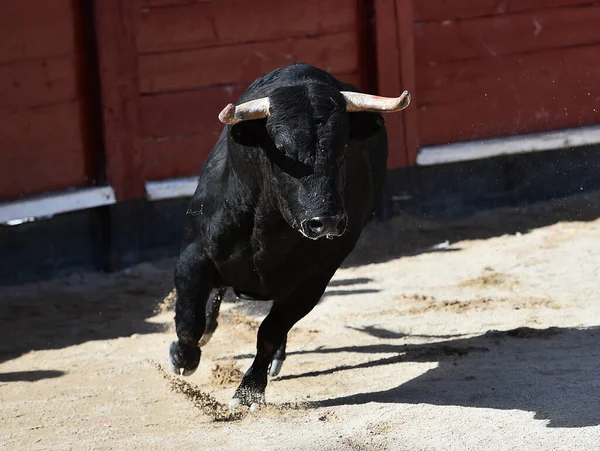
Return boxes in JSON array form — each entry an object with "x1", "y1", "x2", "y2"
[
  {"x1": 151, "y1": 360, "x2": 245, "y2": 422},
  {"x1": 210, "y1": 359, "x2": 244, "y2": 387},
  {"x1": 402, "y1": 294, "x2": 559, "y2": 314},
  {"x1": 221, "y1": 309, "x2": 260, "y2": 329},
  {"x1": 155, "y1": 289, "x2": 177, "y2": 314},
  {"x1": 460, "y1": 270, "x2": 520, "y2": 290}
]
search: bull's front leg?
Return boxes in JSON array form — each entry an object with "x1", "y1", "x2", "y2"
[
  {"x1": 168, "y1": 242, "x2": 215, "y2": 376},
  {"x1": 230, "y1": 273, "x2": 333, "y2": 411}
]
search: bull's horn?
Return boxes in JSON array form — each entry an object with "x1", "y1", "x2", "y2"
[
  {"x1": 341, "y1": 90, "x2": 411, "y2": 113},
  {"x1": 218, "y1": 97, "x2": 270, "y2": 124}
]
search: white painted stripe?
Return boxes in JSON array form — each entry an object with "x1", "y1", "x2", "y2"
[
  {"x1": 145, "y1": 176, "x2": 198, "y2": 201},
  {"x1": 0, "y1": 186, "x2": 116, "y2": 224},
  {"x1": 416, "y1": 125, "x2": 600, "y2": 166}
]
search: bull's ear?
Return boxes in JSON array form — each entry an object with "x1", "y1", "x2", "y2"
[
  {"x1": 229, "y1": 119, "x2": 266, "y2": 147},
  {"x1": 348, "y1": 112, "x2": 384, "y2": 141}
]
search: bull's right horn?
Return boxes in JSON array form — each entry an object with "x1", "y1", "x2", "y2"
[
  {"x1": 218, "y1": 97, "x2": 270, "y2": 124},
  {"x1": 341, "y1": 90, "x2": 411, "y2": 113}
]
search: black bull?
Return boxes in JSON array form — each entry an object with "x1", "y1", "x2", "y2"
[{"x1": 168, "y1": 63, "x2": 410, "y2": 409}]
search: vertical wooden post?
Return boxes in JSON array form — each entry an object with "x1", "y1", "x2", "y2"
[
  {"x1": 395, "y1": 0, "x2": 419, "y2": 166},
  {"x1": 374, "y1": 0, "x2": 419, "y2": 168},
  {"x1": 375, "y1": 0, "x2": 408, "y2": 169},
  {"x1": 93, "y1": 0, "x2": 144, "y2": 201}
]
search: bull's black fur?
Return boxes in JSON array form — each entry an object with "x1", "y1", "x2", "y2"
[{"x1": 169, "y1": 63, "x2": 388, "y2": 406}]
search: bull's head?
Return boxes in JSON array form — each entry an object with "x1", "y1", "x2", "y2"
[{"x1": 218, "y1": 84, "x2": 410, "y2": 240}]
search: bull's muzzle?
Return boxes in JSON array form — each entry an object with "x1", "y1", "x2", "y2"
[{"x1": 300, "y1": 213, "x2": 348, "y2": 240}]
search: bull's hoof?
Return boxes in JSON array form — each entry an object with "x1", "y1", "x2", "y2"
[
  {"x1": 199, "y1": 331, "x2": 214, "y2": 347},
  {"x1": 229, "y1": 386, "x2": 266, "y2": 412},
  {"x1": 168, "y1": 341, "x2": 200, "y2": 376},
  {"x1": 268, "y1": 359, "x2": 284, "y2": 377}
]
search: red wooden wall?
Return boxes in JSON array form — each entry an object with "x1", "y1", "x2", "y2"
[
  {"x1": 135, "y1": 0, "x2": 368, "y2": 183},
  {"x1": 3, "y1": 0, "x2": 600, "y2": 204},
  {"x1": 0, "y1": 0, "x2": 97, "y2": 201},
  {"x1": 90, "y1": 0, "x2": 376, "y2": 201},
  {"x1": 412, "y1": 0, "x2": 600, "y2": 146}
]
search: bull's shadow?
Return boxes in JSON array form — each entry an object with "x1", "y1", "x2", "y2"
[
  {"x1": 0, "y1": 261, "x2": 175, "y2": 378},
  {"x1": 344, "y1": 191, "x2": 600, "y2": 267},
  {"x1": 283, "y1": 325, "x2": 600, "y2": 428}
]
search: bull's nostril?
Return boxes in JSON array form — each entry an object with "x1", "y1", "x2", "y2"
[
  {"x1": 302, "y1": 214, "x2": 347, "y2": 238},
  {"x1": 306, "y1": 219, "x2": 324, "y2": 233}
]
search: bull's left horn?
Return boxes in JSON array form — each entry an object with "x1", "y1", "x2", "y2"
[
  {"x1": 218, "y1": 97, "x2": 270, "y2": 124},
  {"x1": 341, "y1": 90, "x2": 411, "y2": 113}
]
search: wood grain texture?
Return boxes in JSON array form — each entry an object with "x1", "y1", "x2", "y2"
[
  {"x1": 0, "y1": 0, "x2": 97, "y2": 200},
  {"x1": 140, "y1": 85, "x2": 245, "y2": 139},
  {"x1": 413, "y1": 0, "x2": 600, "y2": 22},
  {"x1": 0, "y1": 56, "x2": 81, "y2": 110},
  {"x1": 142, "y1": 135, "x2": 212, "y2": 181},
  {"x1": 396, "y1": 0, "x2": 419, "y2": 167},
  {"x1": 415, "y1": 4, "x2": 600, "y2": 66},
  {"x1": 139, "y1": 31, "x2": 359, "y2": 94},
  {"x1": 374, "y1": 0, "x2": 408, "y2": 169},
  {"x1": 417, "y1": 44, "x2": 600, "y2": 145},
  {"x1": 0, "y1": 101, "x2": 92, "y2": 200},
  {"x1": 94, "y1": 0, "x2": 145, "y2": 200},
  {"x1": 0, "y1": 0, "x2": 79, "y2": 64},
  {"x1": 141, "y1": 0, "x2": 210, "y2": 7},
  {"x1": 136, "y1": 0, "x2": 357, "y2": 54}
]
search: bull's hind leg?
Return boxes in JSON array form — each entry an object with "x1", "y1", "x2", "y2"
[
  {"x1": 168, "y1": 243, "x2": 215, "y2": 376},
  {"x1": 230, "y1": 272, "x2": 333, "y2": 410},
  {"x1": 199, "y1": 288, "x2": 226, "y2": 347}
]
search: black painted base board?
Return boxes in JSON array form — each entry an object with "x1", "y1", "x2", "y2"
[
  {"x1": 381, "y1": 145, "x2": 600, "y2": 218},
  {"x1": 2, "y1": 146, "x2": 600, "y2": 285}
]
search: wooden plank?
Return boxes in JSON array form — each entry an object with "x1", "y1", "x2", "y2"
[
  {"x1": 141, "y1": 0, "x2": 210, "y2": 8},
  {"x1": 417, "y1": 44, "x2": 600, "y2": 145},
  {"x1": 0, "y1": 101, "x2": 93, "y2": 200},
  {"x1": 418, "y1": 61, "x2": 600, "y2": 146},
  {"x1": 140, "y1": 85, "x2": 245, "y2": 139},
  {"x1": 374, "y1": 0, "x2": 407, "y2": 169},
  {"x1": 417, "y1": 39, "x2": 600, "y2": 146},
  {"x1": 413, "y1": 0, "x2": 600, "y2": 22},
  {"x1": 142, "y1": 134, "x2": 213, "y2": 180},
  {"x1": 0, "y1": 0, "x2": 78, "y2": 64},
  {"x1": 395, "y1": 0, "x2": 419, "y2": 167},
  {"x1": 417, "y1": 44, "x2": 600, "y2": 107},
  {"x1": 0, "y1": 101, "x2": 89, "y2": 158},
  {"x1": 137, "y1": 0, "x2": 357, "y2": 54},
  {"x1": 0, "y1": 56, "x2": 80, "y2": 110},
  {"x1": 415, "y1": 4, "x2": 600, "y2": 66},
  {"x1": 139, "y1": 31, "x2": 359, "y2": 94},
  {"x1": 94, "y1": 0, "x2": 145, "y2": 201}
]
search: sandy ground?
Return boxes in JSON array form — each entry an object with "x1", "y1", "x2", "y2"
[{"x1": 1, "y1": 192, "x2": 600, "y2": 450}]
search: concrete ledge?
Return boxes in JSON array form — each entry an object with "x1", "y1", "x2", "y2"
[
  {"x1": 0, "y1": 187, "x2": 116, "y2": 225},
  {"x1": 417, "y1": 125, "x2": 600, "y2": 166},
  {"x1": 145, "y1": 177, "x2": 198, "y2": 201}
]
